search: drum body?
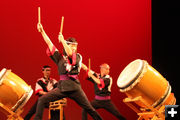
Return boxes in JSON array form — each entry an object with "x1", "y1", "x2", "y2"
[
  {"x1": 0, "y1": 68, "x2": 33, "y2": 113},
  {"x1": 117, "y1": 59, "x2": 176, "y2": 108}
]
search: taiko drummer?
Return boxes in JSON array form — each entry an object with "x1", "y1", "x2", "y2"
[{"x1": 82, "y1": 63, "x2": 126, "y2": 120}]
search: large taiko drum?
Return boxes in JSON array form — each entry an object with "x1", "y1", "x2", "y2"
[
  {"x1": 0, "y1": 68, "x2": 33, "y2": 114},
  {"x1": 117, "y1": 59, "x2": 176, "y2": 108}
]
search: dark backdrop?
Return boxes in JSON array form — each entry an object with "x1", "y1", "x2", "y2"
[{"x1": 152, "y1": 0, "x2": 180, "y2": 104}]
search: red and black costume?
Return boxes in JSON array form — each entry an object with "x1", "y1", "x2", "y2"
[
  {"x1": 35, "y1": 77, "x2": 57, "y2": 96},
  {"x1": 24, "y1": 77, "x2": 60, "y2": 120},
  {"x1": 82, "y1": 72, "x2": 126, "y2": 120},
  {"x1": 33, "y1": 45, "x2": 102, "y2": 120}
]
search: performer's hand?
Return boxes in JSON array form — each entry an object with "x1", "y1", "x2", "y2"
[
  {"x1": 37, "y1": 23, "x2": 43, "y2": 32},
  {"x1": 88, "y1": 70, "x2": 93, "y2": 77},
  {"x1": 39, "y1": 91, "x2": 47, "y2": 95},
  {"x1": 58, "y1": 33, "x2": 64, "y2": 43},
  {"x1": 88, "y1": 71, "x2": 101, "y2": 84}
]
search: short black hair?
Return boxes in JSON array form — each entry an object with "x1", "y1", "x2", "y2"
[
  {"x1": 66, "y1": 37, "x2": 77, "y2": 44},
  {"x1": 42, "y1": 65, "x2": 51, "y2": 71}
]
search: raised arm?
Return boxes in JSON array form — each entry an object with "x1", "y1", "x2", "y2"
[
  {"x1": 81, "y1": 63, "x2": 88, "y2": 71},
  {"x1": 58, "y1": 33, "x2": 73, "y2": 56},
  {"x1": 88, "y1": 71, "x2": 101, "y2": 84},
  {"x1": 81, "y1": 63, "x2": 101, "y2": 84},
  {"x1": 37, "y1": 23, "x2": 55, "y2": 52}
]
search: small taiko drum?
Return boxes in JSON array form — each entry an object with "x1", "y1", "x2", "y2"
[
  {"x1": 117, "y1": 59, "x2": 176, "y2": 108},
  {"x1": 0, "y1": 68, "x2": 33, "y2": 114}
]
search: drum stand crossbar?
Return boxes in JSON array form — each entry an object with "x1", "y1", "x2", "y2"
[
  {"x1": 49, "y1": 99, "x2": 67, "y2": 120},
  {"x1": 0, "y1": 103, "x2": 23, "y2": 120},
  {"x1": 123, "y1": 96, "x2": 166, "y2": 120}
]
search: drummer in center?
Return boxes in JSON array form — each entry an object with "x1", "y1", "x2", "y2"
[{"x1": 81, "y1": 63, "x2": 126, "y2": 120}]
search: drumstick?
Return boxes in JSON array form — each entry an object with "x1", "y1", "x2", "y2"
[
  {"x1": 88, "y1": 58, "x2": 91, "y2": 70},
  {"x1": 60, "y1": 16, "x2": 64, "y2": 34},
  {"x1": 38, "y1": 7, "x2": 41, "y2": 23}
]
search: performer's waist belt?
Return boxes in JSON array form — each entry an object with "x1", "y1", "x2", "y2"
[
  {"x1": 95, "y1": 95, "x2": 111, "y2": 100},
  {"x1": 60, "y1": 74, "x2": 78, "y2": 80}
]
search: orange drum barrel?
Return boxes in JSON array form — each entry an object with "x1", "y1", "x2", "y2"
[
  {"x1": 117, "y1": 59, "x2": 176, "y2": 108},
  {"x1": 0, "y1": 68, "x2": 33, "y2": 114}
]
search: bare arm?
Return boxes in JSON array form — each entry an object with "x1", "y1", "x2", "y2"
[
  {"x1": 81, "y1": 63, "x2": 88, "y2": 71},
  {"x1": 37, "y1": 23, "x2": 55, "y2": 52},
  {"x1": 39, "y1": 91, "x2": 47, "y2": 95},
  {"x1": 58, "y1": 33, "x2": 73, "y2": 56},
  {"x1": 81, "y1": 63, "x2": 101, "y2": 84},
  {"x1": 88, "y1": 72, "x2": 101, "y2": 84}
]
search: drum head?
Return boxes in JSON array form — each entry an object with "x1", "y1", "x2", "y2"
[
  {"x1": 117, "y1": 59, "x2": 144, "y2": 89},
  {"x1": 0, "y1": 68, "x2": 7, "y2": 82}
]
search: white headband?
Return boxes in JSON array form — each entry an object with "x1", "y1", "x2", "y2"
[{"x1": 66, "y1": 41, "x2": 78, "y2": 45}]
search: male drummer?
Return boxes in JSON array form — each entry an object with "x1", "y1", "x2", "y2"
[
  {"x1": 81, "y1": 63, "x2": 126, "y2": 120},
  {"x1": 24, "y1": 65, "x2": 63, "y2": 120},
  {"x1": 34, "y1": 23, "x2": 102, "y2": 120}
]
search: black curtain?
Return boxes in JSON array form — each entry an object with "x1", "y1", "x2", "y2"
[{"x1": 152, "y1": 0, "x2": 180, "y2": 104}]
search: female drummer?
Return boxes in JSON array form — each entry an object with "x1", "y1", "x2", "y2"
[
  {"x1": 81, "y1": 63, "x2": 126, "y2": 120},
  {"x1": 34, "y1": 23, "x2": 102, "y2": 120}
]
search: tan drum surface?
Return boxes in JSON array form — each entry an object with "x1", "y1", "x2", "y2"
[
  {"x1": 0, "y1": 68, "x2": 33, "y2": 114},
  {"x1": 117, "y1": 59, "x2": 176, "y2": 108}
]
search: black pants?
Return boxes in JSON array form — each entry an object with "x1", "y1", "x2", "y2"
[
  {"x1": 82, "y1": 99, "x2": 126, "y2": 120},
  {"x1": 33, "y1": 87, "x2": 102, "y2": 120},
  {"x1": 24, "y1": 100, "x2": 64, "y2": 120}
]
